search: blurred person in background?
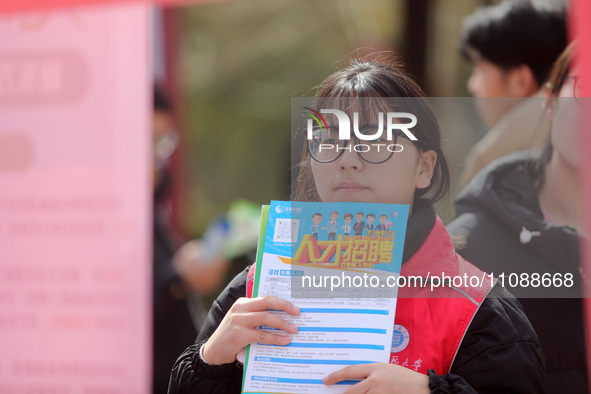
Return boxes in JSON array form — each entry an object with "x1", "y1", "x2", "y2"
[
  {"x1": 448, "y1": 43, "x2": 587, "y2": 393},
  {"x1": 153, "y1": 85, "x2": 230, "y2": 393},
  {"x1": 458, "y1": 0, "x2": 567, "y2": 187}
]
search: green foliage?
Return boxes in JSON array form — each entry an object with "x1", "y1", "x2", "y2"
[{"x1": 178, "y1": 0, "x2": 401, "y2": 235}]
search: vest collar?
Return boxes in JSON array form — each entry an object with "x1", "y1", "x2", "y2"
[
  {"x1": 402, "y1": 199, "x2": 436, "y2": 264},
  {"x1": 403, "y1": 200, "x2": 460, "y2": 277}
]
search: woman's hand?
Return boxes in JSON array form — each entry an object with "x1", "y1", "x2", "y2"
[
  {"x1": 323, "y1": 363, "x2": 430, "y2": 394},
  {"x1": 201, "y1": 296, "x2": 300, "y2": 365}
]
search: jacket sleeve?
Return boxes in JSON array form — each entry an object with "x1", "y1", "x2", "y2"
[
  {"x1": 168, "y1": 266, "x2": 251, "y2": 394},
  {"x1": 428, "y1": 285, "x2": 547, "y2": 393}
]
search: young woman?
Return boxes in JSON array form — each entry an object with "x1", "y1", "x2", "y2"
[
  {"x1": 169, "y1": 60, "x2": 546, "y2": 393},
  {"x1": 448, "y1": 43, "x2": 587, "y2": 393}
]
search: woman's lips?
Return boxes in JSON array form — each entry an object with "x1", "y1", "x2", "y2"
[{"x1": 335, "y1": 183, "x2": 368, "y2": 194}]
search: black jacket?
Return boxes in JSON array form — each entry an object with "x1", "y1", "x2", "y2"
[
  {"x1": 447, "y1": 152, "x2": 587, "y2": 393},
  {"x1": 153, "y1": 175, "x2": 198, "y2": 394},
  {"x1": 169, "y1": 201, "x2": 546, "y2": 393}
]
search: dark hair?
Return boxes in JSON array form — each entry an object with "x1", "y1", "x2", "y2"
[
  {"x1": 529, "y1": 42, "x2": 575, "y2": 188},
  {"x1": 460, "y1": 0, "x2": 567, "y2": 86},
  {"x1": 313, "y1": 213, "x2": 322, "y2": 217},
  {"x1": 380, "y1": 214, "x2": 387, "y2": 219},
  {"x1": 292, "y1": 59, "x2": 451, "y2": 205},
  {"x1": 367, "y1": 213, "x2": 375, "y2": 218},
  {"x1": 356, "y1": 212, "x2": 364, "y2": 216},
  {"x1": 154, "y1": 84, "x2": 172, "y2": 112},
  {"x1": 344, "y1": 213, "x2": 353, "y2": 220}
]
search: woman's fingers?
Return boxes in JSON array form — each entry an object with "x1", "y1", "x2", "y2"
[
  {"x1": 202, "y1": 320, "x2": 291, "y2": 364},
  {"x1": 229, "y1": 300, "x2": 299, "y2": 334},
  {"x1": 252, "y1": 311, "x2": 299, "y2": 333},
  {"x1": 342, "y1": 379, "x2": 371, "y2": 394},
  {"x1": 250, "y1": 328, "x2": 292, "y2": 345},
  {"x1": 232, "y1": 296, "x2": 301, "y2": 316},
  {"x1": 202, "y1": 324, "x2": 289, "y2": 363},
  {"x1": 325, "y1": 363, "x2": 430, "y2": 393},
  {"x1": 255, "y1": 296, "x2": 301, "y2": 315},
  {"x1": 202, "y1": 296, "x2": 299, "y2": 365},
  {"x1": 232, "y1": 311, "x2": 298, "y2": 341},
  {"x1": 324, "y1": 364, "x2": 375, "y2": 385}
]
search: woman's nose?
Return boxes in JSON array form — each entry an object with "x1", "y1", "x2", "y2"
[{"x1": 337, "y1": 140, "x2": 363, "y2": 171}]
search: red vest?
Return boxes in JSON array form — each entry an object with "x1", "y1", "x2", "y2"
[{"x1": 246, "y1": 216, "x2": 495, "y2": 375}]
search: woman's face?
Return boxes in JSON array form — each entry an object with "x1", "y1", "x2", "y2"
[
  {"x1": 551, "y1": 65, "x2": 581, "y2": 168},
  {"x1": 310, "y1": 136, "x2": 436, "y2": 205}
]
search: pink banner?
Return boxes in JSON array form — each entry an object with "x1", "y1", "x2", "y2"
[
  {"x1": 0, "y1": 0, "x2": 221, "y2": 15},
  {"x1": 0, "y1": 4, "x2": 151, "y2": 393}
]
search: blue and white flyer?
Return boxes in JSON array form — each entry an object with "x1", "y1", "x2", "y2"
[{"x1": 242, "y1": 201, "x2": 409, "y2": 394}]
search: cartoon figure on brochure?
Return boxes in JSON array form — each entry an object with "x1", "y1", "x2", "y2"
[
  {"x1": 311, "y1": 213, "x2": 322, "y2": 240},
  {"x1": 324, "y1": 211, "x2": 339, "y2": 241},
  {"x1": 353, "y1": 212, "x2": 365, "y2": 236}
]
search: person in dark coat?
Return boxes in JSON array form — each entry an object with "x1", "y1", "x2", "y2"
[
  {"x1": 448, "y1": 43, "x2": 588, "y2": 393},
  {"x1": 153, "y1": 85, "x2": 230, "y2": 393},
  {"x1": 153, "y1": 86, "x2": 199, "y2": 394}
]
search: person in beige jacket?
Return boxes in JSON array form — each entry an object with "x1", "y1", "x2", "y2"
[
  {"x1": 459, "y1": 92, "x2": 550, "y2": 187},
  {"x1": 458, "y1": 0, "x2": 567, "y2": 187}
]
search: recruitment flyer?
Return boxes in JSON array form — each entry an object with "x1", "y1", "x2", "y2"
[{"x1": 242, "y1": 201, "x2": 409, "y2": 394}]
